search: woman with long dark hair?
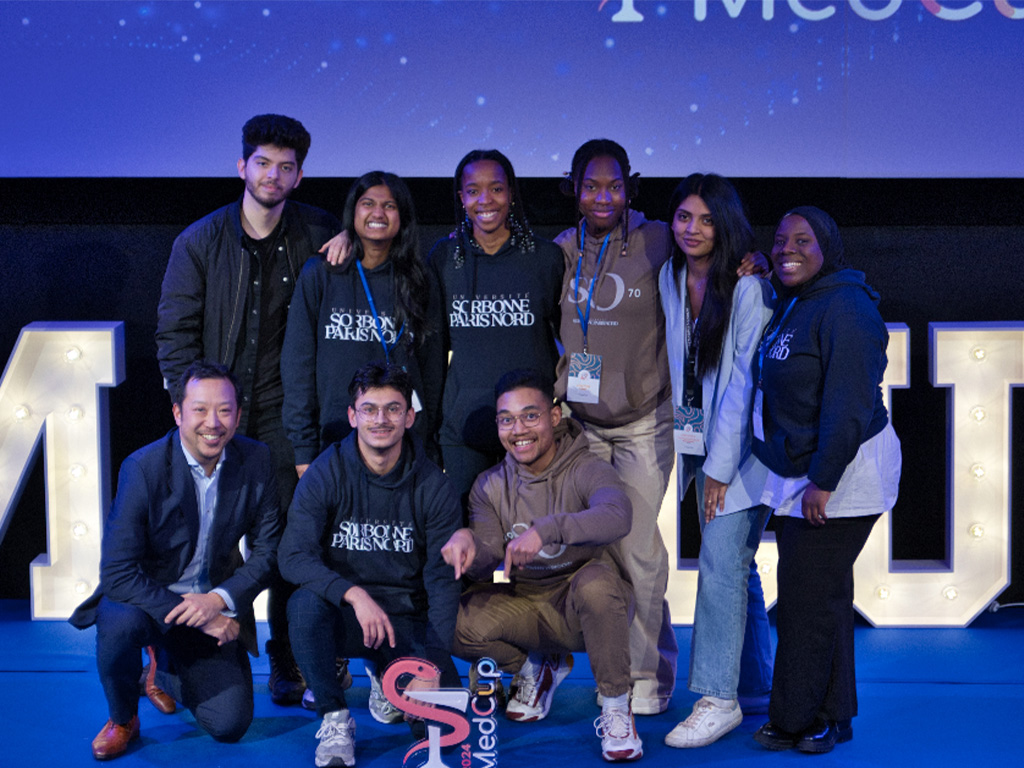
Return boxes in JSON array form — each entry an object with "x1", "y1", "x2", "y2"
[
  {"x1": 752, "y1": 207, "x2": 900, "y2": 754},
  {"x1": 659, "y1": 173, "x2": 775, "y2": 749},
  {"x1": 282, "y1": 170, "x2": 440, "y2": 475}
]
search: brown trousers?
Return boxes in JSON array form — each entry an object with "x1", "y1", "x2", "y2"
[{"x1": 453, "y1": 560, "x2": 633, "y2": 697}]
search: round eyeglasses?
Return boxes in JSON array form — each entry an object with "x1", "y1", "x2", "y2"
[{"x1": 496, "y1": 411, "x2": 543, "y2": 431}]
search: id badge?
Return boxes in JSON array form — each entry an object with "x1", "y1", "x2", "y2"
[
  {"x1": 567, "y1": 352, "x2": 602, "y2": 404},
  {"x1": 752, "y1": 388, "x2": 764, "y2": 441},
  {"x1": 411, "y1": 389, "x2": 423, "y2": 413},
  {"x1": 674, "y1": 404, "x2": 705, "y2": 456}
]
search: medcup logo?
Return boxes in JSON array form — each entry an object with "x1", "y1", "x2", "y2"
[{"x1": 382, "y1": 657, "x2": 501, "y2": 768}]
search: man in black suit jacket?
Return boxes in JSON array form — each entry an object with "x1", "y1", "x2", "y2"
[{"x1": 70, "y1": 361, "x2": 281, "y2": 760}]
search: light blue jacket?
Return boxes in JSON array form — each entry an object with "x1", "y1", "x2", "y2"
[{"x1": 659, "y1": 264, "x2": 775, "y2": 515}]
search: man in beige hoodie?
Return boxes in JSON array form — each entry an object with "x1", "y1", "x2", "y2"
[{"x1": 441, "y1": 369, "x2": 643, "y2": 763}]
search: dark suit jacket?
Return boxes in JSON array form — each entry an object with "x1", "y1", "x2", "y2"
[{"x1": 70, "y1": 429, "x2": 281, "y2": 656}]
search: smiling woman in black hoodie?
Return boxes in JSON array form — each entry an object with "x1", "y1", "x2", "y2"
[
  {"x1": 426, "y1": 150, "x2": 564, "y2": 507},
  {"x1": 752, "y1": 207, "x2": 901, "y2": 755},
  {"x1": 282, "y1": 171, "x2": 442, "y2": 477}
]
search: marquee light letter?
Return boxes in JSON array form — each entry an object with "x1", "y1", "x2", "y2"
[
  {"x1": 854, "y1": 323, "x2": 1022, "y2": 626},
  {"x1": 0, "y1": 322, "x2": 124, "y2": 619}
]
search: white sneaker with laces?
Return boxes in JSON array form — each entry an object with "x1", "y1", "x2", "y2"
[
  {"x1": 664, "y1": 696, "x2": 742, "y2": 748},
  {"x1": 315, "y1": 709, "x2": 356, "y2": 767},
  {"x1": 505, "y1": 653, "x2": 574, "y2": 722},
  {"x1": 367, "y1": 665, "x2": 404, "y2": 724},
  {"x1": 595, "y1": 704, "x2": 643, "y2": 762}
]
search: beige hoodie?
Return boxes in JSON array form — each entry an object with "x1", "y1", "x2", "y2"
[
  {"x1": 466, "y1": 420, "x2": 632, "y2": 587},
  {"x1": 554, "y1": 210, "x2": 673, "y2": 427}
]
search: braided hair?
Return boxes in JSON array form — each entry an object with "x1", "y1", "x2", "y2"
[
  {"x1": 560, "y1": 139, "x2": 640, "y2": 258},
  {"x1": 452, "y1": 149, "x2": 536, "y2": 268}
]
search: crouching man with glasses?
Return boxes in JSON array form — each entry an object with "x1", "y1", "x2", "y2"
[
  {"x1": 441, "y1": 369, "x2": 643, "y2": 762},
  {"x1": 279, "y1": 361, "x2": 462, "y2": 767}
]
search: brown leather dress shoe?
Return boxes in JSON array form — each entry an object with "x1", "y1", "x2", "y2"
[
  {"x1": 91, "y1": 715, "x2": 140, "y2": 760},
  {"x1": 144, "y1": 645, "x2": 176, "y2": 714}
]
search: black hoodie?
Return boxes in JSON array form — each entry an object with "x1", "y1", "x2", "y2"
[
  {"x1": 753, "y1": 268, "x2": 889, "y2": 492},
  {"x1": 279, "y1": 430, "x2": 461, "y2": 648}
]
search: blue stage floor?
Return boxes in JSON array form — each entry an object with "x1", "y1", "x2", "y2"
[{"x1": 2, "y1": 600, "x2": 1022, "y2": 767}]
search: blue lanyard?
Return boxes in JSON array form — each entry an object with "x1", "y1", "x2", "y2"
[
  {"x1": 356, "y1": 260, "x2": 405, "y2": 363},
  {"x1": 574, "y1": 221, "x2": 610, "y2": 354},
  {"x1": 757, "y1": 297, "x2": 797, "y2": 386}
]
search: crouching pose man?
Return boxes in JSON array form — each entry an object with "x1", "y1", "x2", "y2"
[
  {"x1": 279, "y1": 361, "x2": 462, "y2": 768},
  {"x1": 70, "y1": 361, "x2": 281, "y2": 760},
  {"x1": 441, "y1": 369, "x2": 643, "y2": 762}
]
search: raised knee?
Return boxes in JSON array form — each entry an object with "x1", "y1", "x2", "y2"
[
  {"x1": 201, "y1": 711, "x2": 251, "y2": 743},
  {"x1": 572, "y1": 564, "x2": 628, "y2": 608}
]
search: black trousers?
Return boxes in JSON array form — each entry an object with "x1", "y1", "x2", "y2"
[
  {"x1": 288, "y1": 588, "x2": 460, "y2": 718},
  {"x1": 95, "y1": 597, "x2": 253, "y2": 741},
  {"x1": 247, "y1": 405, "x2": 298, "y2": 646},
  {"x1": 769, "y1": 514, "x2": 880, "y2": 733}
]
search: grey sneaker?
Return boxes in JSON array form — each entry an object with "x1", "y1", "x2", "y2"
[
  {"x1": 367, "y1": 665, "x2": 404, "y2": 725},
  {"x1": 315, "y1": 709, "x2": 356, "y2": 767}
]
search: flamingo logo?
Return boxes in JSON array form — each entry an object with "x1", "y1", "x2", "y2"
[{"x1": 382, "y1": 657, "x2": 501, "y2": 768}]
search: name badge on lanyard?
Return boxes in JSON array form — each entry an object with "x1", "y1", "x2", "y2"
[
  {"x1": 567, "y1": 225, "x2": 608, "y2": 405},
  {"x1": 674, "y1": 405, "x2": 705, "y2": 455},
  {"x1": 567, "y1": 352, "x2": 602, "y2": 404}
]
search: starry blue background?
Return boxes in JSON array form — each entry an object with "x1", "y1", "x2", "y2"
[{"x1": 3, "y1": 0, "x2": 1022, "y2": 178}]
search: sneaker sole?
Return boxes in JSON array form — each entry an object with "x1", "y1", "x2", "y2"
[
  {"x1": 664, "y1": 709, "x2": 742, "y2": 748},
  {"x1": 603, "y1": 746, "x2": 643, "y2": 762},
  {"x1": 315, "y1": 759, "x2": 355, "y2": 768},
  {"x1": 369, "y1": 707, "x2": 404, "y2": 725},
  {"x1": 630, "y1": 698, "x2": 669, "y2": 715}
]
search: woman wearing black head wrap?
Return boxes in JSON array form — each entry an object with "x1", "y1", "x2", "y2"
[{"x1": 751, "y1": 207, "x2": 901, "y2": 754}]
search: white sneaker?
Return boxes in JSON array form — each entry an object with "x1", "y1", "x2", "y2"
[
  {"x1": 315, "y1": 709, "x2": 356, "y2": 767},
  {"x1": 505, "y1": 653, "x2": 574, "y2": 722},
  {"x1": 664, "y1": 697, "x2": 742, "y2": 748},
  {"x1": 367, "y1": 665, "x2": 403, "y2": 725},
  {"x1": 594, "y1": 704, "x2": 643, "y2": 762}
]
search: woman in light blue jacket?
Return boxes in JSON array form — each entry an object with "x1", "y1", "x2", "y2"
[{"x1": 659, "y1": 173, "x2": 775, "y2": 749}]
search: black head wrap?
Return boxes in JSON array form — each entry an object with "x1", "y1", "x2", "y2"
[{"x1": 781, "y1": 206, "x2": 849, "y2": 275}]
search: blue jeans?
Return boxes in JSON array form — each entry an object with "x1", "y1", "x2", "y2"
[{"x1": 685, "y1": 459, "x2": 773, "y2": 700}]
